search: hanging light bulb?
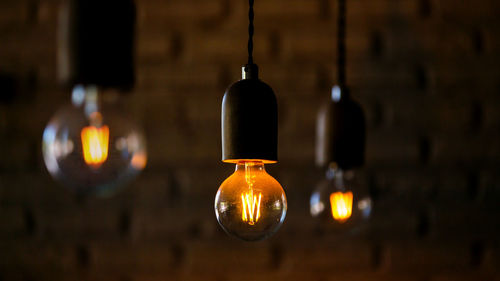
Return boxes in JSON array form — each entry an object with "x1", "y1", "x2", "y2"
[
  {"x1": 216, "y1": 66, "x2": 287, "y2": 242},
  {"x1": 312, "y1": 86, "x2": 370, "y2": 230},
  {"x1": 42, "y1": 0, "x2": 146, "y2": 196},
  {"x1": 42, "y1": 85, "x2": 147, "y2": 196},
  {"x1": 215, "y1": 160, "x2": 286, "y2": 241},
  {"x1": 215, "y1": 0, "x2": 287, "y2": 241},
  {"x1": 311, "y1": 0, "x2": 370, "y2": 230},
  {"x1": 311, "y1": 163, "x2": 371, "y2": 227}
]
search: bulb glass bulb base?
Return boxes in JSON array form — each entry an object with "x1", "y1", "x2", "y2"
[
  {"x1": 42, "y1": 85, "x2": 147, "y2": 197},
  {"x1": 215, "y1": 161, "x2": 287, "y2": 241},
  {"x1": 310, "y1": 164, "x2": 371, "y2": 231}
]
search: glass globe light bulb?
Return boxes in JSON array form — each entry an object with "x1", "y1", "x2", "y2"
[
  {"x1": 42, "y1": 85, "x2": 147, "y2": 196},
  {"x1": 215, "y1": 161, "x2": 287, "y2": 241},
  {"x1": 310, "y1": 164, "x2": 371, "y2": 230}
]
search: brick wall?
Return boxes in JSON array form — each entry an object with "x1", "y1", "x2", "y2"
[{"x1": 1, "y1": 0, "x2": 500, "y2": 280}]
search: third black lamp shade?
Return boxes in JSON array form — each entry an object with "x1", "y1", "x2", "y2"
[
  {"x1": 58, "y1": 0, "x2": 135, "y2": 90},
  {"x1": 42, "y1": 0, "x2": 147, "y2": 197}
]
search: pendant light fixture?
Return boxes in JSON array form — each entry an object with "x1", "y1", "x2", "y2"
[
  {"x1": 42, "y1": 0, "x2": 147, "y2": 197},
  {"x1": 215, "y1": 0, "x2": 287, "y2": 241},
  {"x1": 310, "y1": 0, "x2": 371, "y2": 229}
]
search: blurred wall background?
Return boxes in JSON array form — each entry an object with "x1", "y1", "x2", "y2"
[{"x1": 1, "y1": 0, "x2": 500, "y2": 280}]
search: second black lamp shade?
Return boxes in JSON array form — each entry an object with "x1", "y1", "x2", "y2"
[{"x1": 311, "y1": 0, "x2": 372, "y2": 230}]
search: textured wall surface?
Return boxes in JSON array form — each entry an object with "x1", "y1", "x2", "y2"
[{"x1": 1, "y1": 0, "x2": 500, "y2": 280}]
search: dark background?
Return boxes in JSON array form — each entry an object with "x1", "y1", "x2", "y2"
[{"x1": 1, "y1": 0, "x2": 500, "y2": 280}]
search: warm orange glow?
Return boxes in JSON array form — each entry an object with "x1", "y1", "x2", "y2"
[
  {"x1": 330, "y1": 191, "x2": 353, "y2": 223},
  {"x1": 81, "y1": 125, "x2": 109, "y2": 167},
  {"x1": 241, "y1": 189, "x2": 262, "y2": 225},
  {"x1": 223, "y1": 159, "x2": 277, "y2": 164},
  {"x1": 240, "y1": 161, "x2": 263, "y2": 225},
  {"x1": 131, "y1": 152, "x2": 147, "y2": 169}
]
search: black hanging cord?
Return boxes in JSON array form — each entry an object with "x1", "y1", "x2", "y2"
[
  {"x1": 247, "y1": 0, "x2": 254, "y2": 65},
  {"x1": 337, "y1": 0, "x2": 346, "y2": 87}
]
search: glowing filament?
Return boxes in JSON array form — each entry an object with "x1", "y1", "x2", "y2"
[
  {"x1": 241, "y1": 190, "x2": 262, "y2": 225},
  {"x1": 330, "y1": 191, "x2": 353, "y2": 223},
  {"x1": 81, "y1": 125, "x2": 109, "y2": 167}
]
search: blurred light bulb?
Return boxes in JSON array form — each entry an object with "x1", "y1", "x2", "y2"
[
  {"x1": 311, "y1": 164, "x2": 371, "y2": 228},
  {"x1": 42, "y1": 85, "x2": 147, "y2": 196},
  {"x1": 215, "y1": 161, "x2": 287, "y2": 241}
]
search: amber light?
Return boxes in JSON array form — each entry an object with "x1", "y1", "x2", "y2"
[
  {"x1": 241, "y1": 190, "x2": 262, "y2": 225},
  {"x1": 241, "y1": 162, "x2": 262, "y2": 225},
  {"x1": 81, "y1": 125, "x2": 109, "y2": 167},
  {"x1": 131, "y1": 152, "x2": 147, "y2": 170},
  {"x1": 330, "y1": 191, "x2": 353, "y2": 223}
]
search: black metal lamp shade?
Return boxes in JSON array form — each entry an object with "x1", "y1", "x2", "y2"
[
  {"x1": 222, "y1": 64, "x2": 278, "y2": 164},
  {"x1": 58, "y1": 0, "x2": 135, "y2": 90},
  {"x1": 316, "y1": 86, "x2": 366, "y2": 170}
]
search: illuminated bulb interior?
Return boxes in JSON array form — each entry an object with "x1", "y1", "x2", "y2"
[
  {"x1": 131, "y1": 152, "x2": 147, "y2": 170},
  {"x1": 241, "y1": 189, "x2": 262, "y2": 225},
  {"x1": 81, "y1": 125, "x2": 109, "y2": 167},
  {"x1": 241, "y1": 162, "x2": 262, "y2": 225},
  {"x1": 329, "y1": 191, "x2": 353, "y2": 223}
]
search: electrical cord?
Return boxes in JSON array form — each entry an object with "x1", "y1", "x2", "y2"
[
  {"x1": 248, "y1": 0, "x2": 254, "y2": 65},
  {"x1": 338, "y1": 0, "x2": 346, "y2": 87}
]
